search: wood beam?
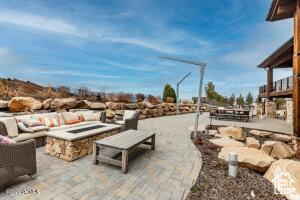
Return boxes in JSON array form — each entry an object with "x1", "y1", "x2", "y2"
[
  {"x1": 267, "y1": 68, "x2": 273, "y2": 100},
  {"x1": 293, "y1": 0, "x2": 300, "y2": 137}
]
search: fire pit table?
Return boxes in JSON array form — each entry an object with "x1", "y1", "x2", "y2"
[{"x1": 45, "y1": 122, "x2": 122, "y2": 161}]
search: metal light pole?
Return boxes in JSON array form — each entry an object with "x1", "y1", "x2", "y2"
[
  {"x1": 159, "y1": 56, "x2": 206, "y2": 138},
  {"x1": 176, "y1": 72, "x2": 191, "y2": 114}
]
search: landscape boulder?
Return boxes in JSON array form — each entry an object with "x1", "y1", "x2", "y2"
[
  {"x1": 209, "y1": 137, "x2": 245, "y2": 148},
  {"x1": 144, "y1": 101, "x2": 154, "y2": 109},
  {"x1": 264, "y1": 159, "x2": 300, "y2": 200},
  {"x1": 106, "y1": 109, "x2": 115, "y2": 119},
  {"x1": 8, "y1": 97, "x2": 42, "y2": 112},
  {"x1": 50, "y1": 98, "x2": 77, "y2": 110},
  {"x1": 166, "y1": 97, "x2": 175, "y2": 103},
  {"x1": 218, "y1": 126, "x2": 246, "y2": 141},
  {"x1": 246, "y1": 137, "x2": 260, "y2": 149},
  {"x1": 218, "y1": 147, "x2": 275, "y2": 173},
  {"x1": 249, "y1": 129, "x2": 273, "y2": 137},
  {"x1": 42, "y1": 98, "x2": 52, "y2": 109},
  {"x1": 261, "y1": 141, "x2": 295, "y2": 159},
  {"x1": 77, "y1": 100, "x2": 106, "y2": 110},
  {"x1": 126, "y1": 103, "x2": 139, "y2": 109},
  {"x1": 270, "y1": 133, "x2": 292, "y2": 143},
  {"x1": 0, "y1": 100, "x2": 8, "y2": 109}
]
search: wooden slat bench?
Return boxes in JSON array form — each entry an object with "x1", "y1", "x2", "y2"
[{"x1": 93, "y1": 129, "x2": 155, "y2": 173}]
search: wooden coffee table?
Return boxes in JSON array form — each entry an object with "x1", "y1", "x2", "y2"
[{"x1": 93, "y1": 129, "x2": 155, "y2": 173}]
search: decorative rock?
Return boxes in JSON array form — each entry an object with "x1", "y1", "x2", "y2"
[
  {"x1": 187, "y1": 124, "x2": 206, "y2": 133},
  {"x1": 8, "y1": 97, "x2": 42, "y2": 112},
  {"x1": 270, "y1": 133, "x2": 292, "y2": 143},
  {"x1": 209, "y1": 137, "x2": 245, "y2": 148},
  {"x1": 218, "y1": 126, "x2": 246, "y2": 141},
  {"x1": 264, "y1": 159, "x2": 300, "y2": 200},
  {"x1": 42, "y1": 98, "x2": 52, "y2": 109},
  {"x1": 144, "y1": 101, "x2": 154, "y2": 109},
  {"x1": 106, "y1": 109, "x2": 115, "y2": 119},
  {"x1": 0, "y1": 100, "x2": 9, "y2": 109},
  {"x1": 166, "y1": 97, "x2": 174, "y2": 103},
  {"x1": 50, "y1": 98, "x2": 77, "y2": 110},
  {"x1": 77, "y1": 100, "x2": 106, "y2": 110},
  {"x1": 218, "y1": 147, "x2": 275, "y2": 173},
  {"x1": 249, "y1": 129, "x2": 273, "y2": 137},
  {"x1": 246, "y1": 137, "x2": 260, "y2": 149},
  {"x1": 261, "y1": 141, "x2": 295, "y2": 159}
]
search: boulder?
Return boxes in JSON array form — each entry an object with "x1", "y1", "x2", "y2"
[
  {"x1": 42, "y1": 98, "x2": 52, "y2": 109},
  {"x1": 8, "y1": 97, "x2": 42, "y2": 112},
  {"x1": 144, "y1": 101, "x2": 154, "y2": 109},
  {"x1": 0, "y1": 100, "x2": 8, "y2": 109},
  {"x1": 50, "y1": 98, "x2": 77, "y2": 110},
  {"x1": 246, "y1": 137, "x2": 260, "y2": 149},
  {"x1": 249, "y1": 129, "x2": 273, "y2": 137},
  {"x1": 270, "y1": 133, "x2": 292, "y2": 143},
  {"x1": 264, "y1": 159, "x2": 300, "y2": 200},
  {"x1": 126, "y1": 103, "x2": 139, "y2": 109},
  {"x1": 106, "y1": 109, "x2": 115, "y2": 119},
  {"x1": 209, "y1": 137, "x2": 245, "y2": 148},
  {"x1": 166, "y1": 97, "x2": 174, "y2": 103},
  {"x1": 261, "y1": 141, "x2": 295, "y2": 159},
  {"x1": 187, "y1": 124, "x2": 206, "y2": 133},
  {"x1": 115, "y1": 110, "x2": 124, "y2": 116},
  {"x1": 218, "y1": 126, "x2": 246, "y2": 141},
  {"x1": 218, "y1": 147, "x2": 275, "y2": 173},
  {"x1": 77, "y1": 100, "x2": 106, "y2": 110}
]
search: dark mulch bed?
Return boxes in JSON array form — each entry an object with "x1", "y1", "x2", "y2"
[{"x1": 187, "y1": 134, "x2": 287, "y2": 200}]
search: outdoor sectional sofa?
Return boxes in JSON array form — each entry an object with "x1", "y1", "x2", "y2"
[{"x1": 0, "y1": 110, "x2": 106, "y2": 147}]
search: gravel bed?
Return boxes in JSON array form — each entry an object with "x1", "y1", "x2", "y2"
[{"x1": 187, "y1": 134, "x2": 287, "y2": 200}]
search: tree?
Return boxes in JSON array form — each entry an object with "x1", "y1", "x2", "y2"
[
  {"x1": 205, "y1": 82, "x2": 217, "y2": 100},
  {"x1": 163, "y1": 84, "x2": 177, "y2": 103},
  {"x1": 229, "y1": 93, "x2": 235, "y2": 106},
  {"x1": 236, "y1": 94, "x2": 245, "y2": 107},
  {"x1": 246, "y1": 92, "x2": 254, "y2": 106}
]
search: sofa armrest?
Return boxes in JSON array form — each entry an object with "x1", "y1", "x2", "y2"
[
  {"x1": 123, "y1": 111, "x2": 140, "y2": 131},
  {"x1": 100, "y1": 111, "x2": 106, "y2": 123},
  {"x1": 0, "y1": 120, "x2": 8, "y2": 137}
]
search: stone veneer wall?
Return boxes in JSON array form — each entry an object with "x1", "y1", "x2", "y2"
[
  {"x1": 265, "y1": 101, "x2": 276, "y2": 118},
  {"x1": 105, "y1": 102, "x2": 196, "y2": 123},
  {"x1": 45, "y1": 129, "x2": 120, "y2": 161},
  {"x1": 286, "y1": 99, "x2": 293, "y2": 124}
]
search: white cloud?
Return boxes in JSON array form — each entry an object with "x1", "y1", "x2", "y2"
[
  {"x1": 100, "y1": 58, "x2": 155, "y2": 72},
  {"x1": 39, "y1": 70, "x2": 120, "y2": 79},
  {"x1": 0, "y1": 9, "x2": 88, "y2": 37}
]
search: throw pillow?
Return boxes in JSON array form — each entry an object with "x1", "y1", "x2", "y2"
[
  {"x1": 1, "y1": 118, "x2": 18, "y2": 138},
  {"x1": 17, "y1": 122, "x2": 34, "y2": 133},
  {"x1": 19, "y1": 118, "x2": 43, "y2": 127},
  {"x1": 39, "y1": 117, "x2": 59, "y2": 128},
  {"x1": 29, "y1": 126, "x2": 49, "y2": 132},
  {"x1": 0, "y1": 135, "x2": 16, "y2": 144},
  {"x1": 62, "y1": 112, "x2": 81, "y2": 125}
]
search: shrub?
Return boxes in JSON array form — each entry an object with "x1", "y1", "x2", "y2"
[{"x1": 163, "y1": 84, "x2": 176, "y2": 103}]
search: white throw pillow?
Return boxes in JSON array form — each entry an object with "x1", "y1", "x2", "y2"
[
  {"x1": 29, "y1": 126, "x2": 49, "y2": 132},
  {"x1": 1, "y1": 118, "x2": 18, "y2": 138},
  {"x1": 82, "y1": 112, "x2": 101, "y2": 121},
  {"x1": 17, "y1": 122, "x2": 34, "y2": 133},
  {"x1": 19, "y1": 118, "x2": 43, "y2": 127}
]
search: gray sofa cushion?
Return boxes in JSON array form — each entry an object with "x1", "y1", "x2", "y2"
[{"x1": 12, "y1": 131, "x2": 47, "y2": 142}]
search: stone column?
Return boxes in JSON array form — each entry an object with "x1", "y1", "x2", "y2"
[
  {"x1": 265, "y1": 100, "x2": 276, "y2": 118},
  {"x1": 286, "y1": 99, "x2": 293, "y2": 124}
]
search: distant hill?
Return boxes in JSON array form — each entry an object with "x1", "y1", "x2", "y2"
[{"x1": 0, "y1": 78, "x2": 72, "y2": 100}]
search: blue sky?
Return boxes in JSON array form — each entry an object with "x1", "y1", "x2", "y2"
[{"x1": 0, "y1": 0, "x2": 294, "y2": 99}]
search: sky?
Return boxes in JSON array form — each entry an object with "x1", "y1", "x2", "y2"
[{"x1": 0, "y1": 0, "x2": 294, "y2": 99}]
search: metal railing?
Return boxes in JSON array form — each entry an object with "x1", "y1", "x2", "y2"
[{"x1": 259, "y1": 76, "x2": 293, "y2": 94}]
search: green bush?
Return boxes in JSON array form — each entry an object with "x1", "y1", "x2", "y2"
[{"x1": 163, "y1": 84, "x2": 177, "y2": 103}]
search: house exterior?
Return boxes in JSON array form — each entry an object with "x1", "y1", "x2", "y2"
[{"x1": 258, "y1": 0, "x2": 300, "y2": 158}]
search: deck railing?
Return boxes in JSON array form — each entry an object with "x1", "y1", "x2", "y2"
[{"x1": 259, "y1": 76, "x2": 293, "y2": 94}]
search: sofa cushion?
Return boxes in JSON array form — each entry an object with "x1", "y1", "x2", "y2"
[
  {"x1": 62, "y1": 112, "x2": 81, "y2": 124},
  {"x1": 124, "y1": 110, "x2": 136, "y2": 120},
  {"x1": 29, "y1": 126, "x2": 49, "y2": 132},
  {"x1": 19, "y1": 117, "x2": 43, "y2": 127},
  {"x1": 0, "y1": 135, "x2": 15, "y2": 144},
  {"x1": 39, "y1": 116, "x2": 59, "y2": 128},
  {"x1": 115, "y1": 120, "x2": 125, "y2": 125},
  {"x1": 17, "y1": 122, "x2": 34, "y2": 133},
  {"x1": 12, "y1": 131, "x2": 47, "y2": 142},
  {"x1": 82, "y1": 112, "x2": 101, "y2": 121},
  {"x1": 0, "y1": 118, "x2": 18, "y2": 138}
]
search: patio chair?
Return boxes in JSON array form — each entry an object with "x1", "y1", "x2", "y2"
[
  {"x1": 0, "y1": 139, "x2": 37, "y2": 190},
  {"x1": 115, "y1": 110, "x2": 140, "y2": 131}
]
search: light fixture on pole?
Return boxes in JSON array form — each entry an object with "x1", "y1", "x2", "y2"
[
  {"x1": 176, "y1": 72, "x2": 191, "y2": 115},
  {"x1": 159, "y1": 56, "x2": 206, "y2": 138}
]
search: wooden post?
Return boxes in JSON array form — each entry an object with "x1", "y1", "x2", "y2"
[
  {"x1": 293, "y1": 0, "x2": 300, "y2": 158},
  {"x1": 122, "y1": 150, "x2": 129, "y2": 174},
  {"x1": 93, "y1": 143, "x2": 99, "y2": 165},
  {"x1": 267, "y1": 68, "x2": 273, "y2": 100}
]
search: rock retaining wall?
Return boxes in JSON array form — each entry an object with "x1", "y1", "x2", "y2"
[{"x1": 286, "y1": 99, "x2": 293, "y2": 124}]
